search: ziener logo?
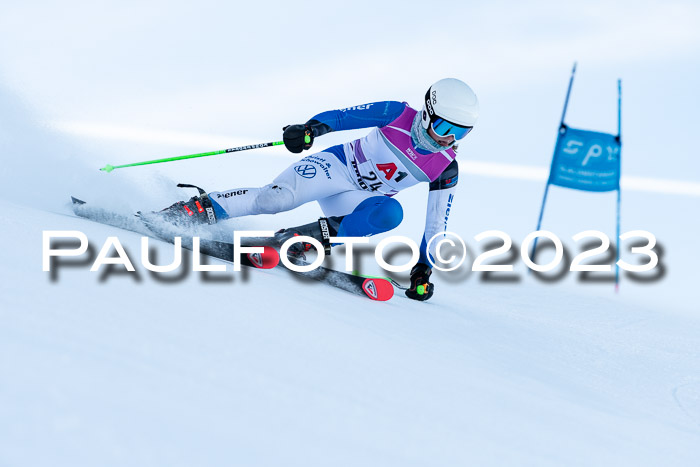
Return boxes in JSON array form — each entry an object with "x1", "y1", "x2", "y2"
[{"x1": 217, "y1": 190, "x2": 249, "y2": 199}]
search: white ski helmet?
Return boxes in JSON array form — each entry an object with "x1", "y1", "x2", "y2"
[{"x1": 421, "y1": 78, "x2": 479, "y2": 140}]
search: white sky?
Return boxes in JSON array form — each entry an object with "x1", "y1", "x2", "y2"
[{"x1": 1, "y1": 0, "x2": 699, "y2": 182}]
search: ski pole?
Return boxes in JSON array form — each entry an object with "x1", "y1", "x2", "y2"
[{"x1": 100, "y1": 140, "x2": 285, "y2": 172}]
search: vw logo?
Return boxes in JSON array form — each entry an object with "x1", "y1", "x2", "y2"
[{"x1": 294, "y1": 164, "x2": 317, "y2": 179}]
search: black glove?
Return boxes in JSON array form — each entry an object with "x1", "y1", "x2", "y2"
[
  {"x1": 405, "y1": 263, "x2": 434, "y2": 301},
  {"x1": 283, "y1": 124, "x2": 314, "y2": 153}
]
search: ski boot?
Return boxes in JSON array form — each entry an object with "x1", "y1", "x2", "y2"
[
  {"x1": 274, "y1": 217, "x2": 342, "y2": 259},
  {"x1": 143, "y1": 184, "x2": 218, "y2": 228}
]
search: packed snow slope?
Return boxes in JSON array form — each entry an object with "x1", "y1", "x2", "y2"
[{"x1": 2, "y1": 89, "x2": 700, "y2": 467}]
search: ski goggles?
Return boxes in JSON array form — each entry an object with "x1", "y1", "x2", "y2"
[{"x1": 430, "y1": 117, "x2": 473, "y2": 140}]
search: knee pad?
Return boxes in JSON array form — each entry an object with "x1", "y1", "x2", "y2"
[
  {"x1": 254, "y1": 184, "x2": 295, "y2": 214},
  {"x1": 337, "y1": 196, "x2": 403, "y2": 237}
]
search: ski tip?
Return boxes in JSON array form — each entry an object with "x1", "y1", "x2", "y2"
[
  {"x1": 361, "y1": 278, "x2": 394, "y2": 301},
  {"x1": 246, "y1": 246, "x2": 280, "y2": 269},
  {"x1": 71, "y1": 196, "x2": 86, "y2": 205}
]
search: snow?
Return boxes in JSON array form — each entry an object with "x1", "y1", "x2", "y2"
[
  {"x1": 2, "y1": 1, "x2": 700, "y2": 465},
  {"x1": 2, "y1": 92, "x2": 700, "y2": 467}
]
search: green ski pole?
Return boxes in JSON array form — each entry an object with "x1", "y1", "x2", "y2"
[{"x1": 100, "y1": 141, "x2": 285, "y2": 172}]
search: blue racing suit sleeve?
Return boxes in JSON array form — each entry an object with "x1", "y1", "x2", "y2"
[{"x1": 308, "y1": 101, "x2": 406, "y2": 133}]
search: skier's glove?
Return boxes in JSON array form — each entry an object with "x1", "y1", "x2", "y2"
[
  {"x1": 405, "y1": 263, "x2": 434, "y2": 301},
  {"x1": 283, "y1": 124, "x2": 315, "y2": 153}
]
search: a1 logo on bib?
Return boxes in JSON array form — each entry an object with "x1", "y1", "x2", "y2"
[{"x1": 294, "y1": 164, "x2": 317, "y2": 179}]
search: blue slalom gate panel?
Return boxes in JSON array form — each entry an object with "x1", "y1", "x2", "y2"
[{"x1": 549, "y1": 127, "x2": 621, "y2": 192}]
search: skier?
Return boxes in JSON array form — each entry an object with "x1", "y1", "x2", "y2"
[{"x1": 155, "y1": 78, "x2": 479, "y2": 301}]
